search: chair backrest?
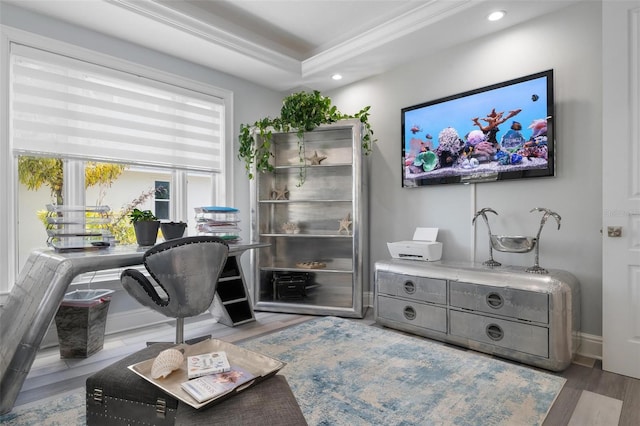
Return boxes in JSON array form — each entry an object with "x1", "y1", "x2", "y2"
[{"x1": 130, "y1": 236, "x2": 229, "y2": 318}]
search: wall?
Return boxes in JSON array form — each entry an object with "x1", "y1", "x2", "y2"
[
  {"x1": 1, "y1": 2, "x2": 604, "y2": 341},
  {"x1": 327, "y1": 1, "x2": 603, "y2": 336}
]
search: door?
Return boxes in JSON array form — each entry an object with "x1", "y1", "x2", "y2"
[{"x1": 602, "y1": 1, "x2": 640, "y2": 379}]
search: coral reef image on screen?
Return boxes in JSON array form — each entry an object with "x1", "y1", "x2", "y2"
[{"x1": 402, "y1": 71, "x2": 553, "y2": 187}]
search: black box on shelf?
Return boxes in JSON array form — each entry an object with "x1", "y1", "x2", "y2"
[{"x1": 272, "y1": 272, "x2": 310, "y2": 300}]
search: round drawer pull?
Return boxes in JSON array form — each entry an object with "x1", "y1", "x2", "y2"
[
  {"x1": 403, "y1": 306, "x2": 416, "y2": 320},
  {"x1": 485, "y1": 324, "x2": 504, "y2": 341},
  {"x1": 486, "y1": 292, "x2": 504, "y2": 309},
  {"x1": 403, "y1": 280, "x2": 416, "y2": 294}
]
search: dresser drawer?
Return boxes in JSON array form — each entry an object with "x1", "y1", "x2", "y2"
[
  {"x1": 377, "y1": 295, "x2": 447, "y2": 333},
  {"x1": 377, "y1": 271, "x2": 446, "y2": 304},
  {"x1": 449, "y1": 310, "x2": 549, "y2": 358},
  {"x1": 449, "y1": 281, "x2": 549, "y2": 323}
]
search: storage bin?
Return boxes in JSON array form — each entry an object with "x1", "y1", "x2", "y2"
[{"x1": 54, "y1": 289, "x2": 113, "y2": 358}]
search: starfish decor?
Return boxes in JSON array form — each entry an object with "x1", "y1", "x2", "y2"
[
  {"x1": 338, "y1": 212, "x2": 352, "y2": 234},
  {"x1": 271, "y1": 185, "x2": 289, "y2": 200},
  {"x1": 305, "y1": 151, "x2": 327, "y2": 165}
]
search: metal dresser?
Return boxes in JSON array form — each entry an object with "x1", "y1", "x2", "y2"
[{"x1": 374, "y1": 259, "x2": 580, "y2": 371}]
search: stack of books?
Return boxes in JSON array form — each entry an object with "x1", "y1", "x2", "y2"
[
  {"x1": 194, "y1": 206, "x2": 241, "y2": 242},
  {"x1": 181, "y1": 350, "x2": 254, "y2": 403}
]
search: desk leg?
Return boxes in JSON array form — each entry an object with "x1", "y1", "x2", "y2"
[
  {"x1": 210, "y1": 255, "x2": 256, "y2": 327},
  {"x1": 0, "y1": 252, "x2": 74, "y2": 415}
]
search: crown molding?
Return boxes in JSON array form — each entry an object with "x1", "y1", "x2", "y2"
[
  {"x1": 108, "y1": 0, "x2": 301, "y2": 74},
  {"x1": 301, "y1": 0, "x2": 478, "y2": 77},
  {"x1": 108, "y1": 0, "x2": 481, "y2": 81}
]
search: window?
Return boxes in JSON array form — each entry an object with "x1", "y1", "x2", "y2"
[
  {"x1": 1, "y1": 29, "x2": 233, "y2": 294},
  {"x1": 155, "y1": 181, "x2": 170, "y2": 220},
  {"x1": 11, "y1": 43, "x2": 226, "y2": 172}
]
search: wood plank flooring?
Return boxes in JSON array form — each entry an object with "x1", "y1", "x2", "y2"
[{"x1": 13, "y1": 309, "x2": 640, "y2": 425}]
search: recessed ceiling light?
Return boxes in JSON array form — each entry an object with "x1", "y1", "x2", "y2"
[
  {"x1": 487, "y1": 10, "x2": 506, "y2": 21},
  {"x1": 331, "y1": 74, "x2": 343, "y2": 81}
]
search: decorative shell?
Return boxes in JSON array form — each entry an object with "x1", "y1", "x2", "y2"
[
  {"x1": 281, "y1": 222, "x2": 300, "y2": 234},
  {"x1": 151, "y1": 348, "x2": 184, "y2": 379}
]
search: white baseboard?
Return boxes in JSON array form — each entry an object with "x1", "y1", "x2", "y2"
[
  {"x1": 39, "y1": 306, "x2": 172, "y2": 349},
  {"x1": 41, "y1": 291, "x2": 606, "y2": 363},
  {"x1": 365, "y1": 291, "x2": 373, "y2": 310},
  {"x1": 104, "y1": 306, "x2": 171, "y2": 335},
  {"x1": 577, "y1": 331, "x2": 603, "y2": 360}
]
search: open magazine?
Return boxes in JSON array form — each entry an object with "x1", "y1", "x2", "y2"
[{"x1": 181, "y1": 366, "x2": 255, "y2": 403}]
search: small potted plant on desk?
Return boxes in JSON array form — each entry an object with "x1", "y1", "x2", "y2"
[
  {"x1": 129, "y1": 208, "x2": 160, "y2": 246},
  {"x1": 160, "y1": 221, "x2": 187, "y2": 240}
]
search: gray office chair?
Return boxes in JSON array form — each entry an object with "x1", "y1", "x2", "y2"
[{"x1": 120, "y1": 236, "x2": 229, "y2": 344}]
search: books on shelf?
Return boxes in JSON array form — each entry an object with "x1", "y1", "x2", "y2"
[
  {"x1": 181, "y1": 366, "x2": 255, "y2": 403},
  {"x1": 187, "y1": 351, "x2": 231, "y2": 379}
]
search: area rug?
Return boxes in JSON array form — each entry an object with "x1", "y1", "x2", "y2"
[
  {"x1": 0, "y1": 316, "x2": 566, "y2": 425},
  {"x1": 0, "y1": 387, "x2": 84, "y2": 426},
  {"x1": 239, "y1": 316, "x2": 566, "y2": 425}
]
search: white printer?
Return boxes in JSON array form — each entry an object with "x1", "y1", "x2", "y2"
[{"x1": 387, "y1": 227, "x2": 443, "y2": 261}]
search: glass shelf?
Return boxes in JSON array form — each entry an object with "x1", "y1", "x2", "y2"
[{"x1": 273, "y1": 162, "x2": 352, "y2": 170}]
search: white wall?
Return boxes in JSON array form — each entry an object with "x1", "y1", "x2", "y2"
[{"x1": 327, "y1": 1, "x2": 603, "y2": 336}]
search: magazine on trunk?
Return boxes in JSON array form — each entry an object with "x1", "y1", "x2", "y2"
[
  {"x1": 181, "y1": 366, "x2": 255, "y2": 403},
  {"x1": 186, "y1": 351, "x2": 231, "y2": 379}
]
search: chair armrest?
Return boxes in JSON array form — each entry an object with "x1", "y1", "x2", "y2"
[{"x1": 121, "y1": 269, "x2": 168, "y2": 308}]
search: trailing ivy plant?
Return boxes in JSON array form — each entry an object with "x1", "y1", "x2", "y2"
[{"x1": 238, "y1": 90, "x2": 374, "y2": 185}]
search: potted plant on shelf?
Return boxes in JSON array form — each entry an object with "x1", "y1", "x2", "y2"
[
  {"x1": 129, "y1": 208, "x2": 160, "y2": 246},
  {"x1": 238, "y1": 90, "x2": 375, "y2": 186},
  {"x1": 160, "y1": 221, "x2": 187, "y2": 240}
]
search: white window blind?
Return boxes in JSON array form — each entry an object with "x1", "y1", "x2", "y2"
[{"x1": 10, "y1": 43, "x2": 224, "y2": 172}]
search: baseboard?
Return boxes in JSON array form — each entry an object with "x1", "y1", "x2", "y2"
[
  {"x1": 365, "y1": 291, "x2": 373, "y2": 309},
  {"x1": 38, "y1": 286, "x2": 605, "y2": 362},
  {"x1": 39, "y1": 306, "x2": 171, "y2": 349},
  {"x1": 104, "y1": 306, "x2": 171, "y2": 335},
  {"x1": 40, "y1": 305, "x2": 220, "y2": 349},
  {"x1": 577, "y1": 331, "x2": 603, "y2": 360}
]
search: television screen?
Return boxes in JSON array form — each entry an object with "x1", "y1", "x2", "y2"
[{"x1": 401, "y1": 70, "x2": 554, "y2": 187}]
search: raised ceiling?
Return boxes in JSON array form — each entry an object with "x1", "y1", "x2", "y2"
[{"x1": 6, "y1": 0, "x2": 580, "y2": 92}]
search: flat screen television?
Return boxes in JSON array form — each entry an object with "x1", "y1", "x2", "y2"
[{"x1": 401, "y1": 70, "x2": 554, "y2": 187}]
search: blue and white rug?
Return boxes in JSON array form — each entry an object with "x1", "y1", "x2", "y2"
[
  {"x1": 240, "y1": 316, "x2": 566, "y2": 425},
  {"x1": 0, "y1": 387, "x2": 84, "y2": 426},
  {"x1": 0, "y1": 316, "x2": 566, "y2": 425}
]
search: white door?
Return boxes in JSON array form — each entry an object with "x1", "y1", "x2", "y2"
[{"x1": 602, "y1": 1, "x2": 640, "y2": 379}]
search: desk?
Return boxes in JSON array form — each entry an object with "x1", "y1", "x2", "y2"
[{"x1": 0, "y1": 242, "x2": 267, "y2": 414}]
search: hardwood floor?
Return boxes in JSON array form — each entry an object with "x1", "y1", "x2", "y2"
[{"x1": 14, "y1": 309, "x2": 640, "y2": 425}]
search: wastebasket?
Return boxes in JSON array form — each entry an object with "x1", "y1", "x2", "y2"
[{"x1": 54, "y1": 289, "x2": 114, "y2": 358}]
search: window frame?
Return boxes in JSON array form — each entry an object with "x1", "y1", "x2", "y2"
[{"x1": 0, "y1": 26, "x2": 235, "y2": 297}]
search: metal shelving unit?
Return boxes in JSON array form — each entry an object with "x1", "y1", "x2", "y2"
[{"x1": 250, "y1": 119, "x2": 369, "y2": 318}]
